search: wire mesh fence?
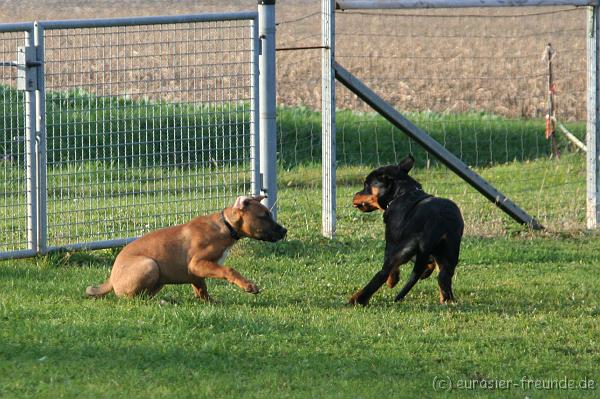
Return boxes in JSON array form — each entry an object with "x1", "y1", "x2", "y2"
[
  {"x1": 0, "y1": 13, "x2": 259, "y2": 257},
  {"x1": 41, "y1": 16, "x2": 257, "y2": 249},
  {"x1": 275, "y1": 4, "x2": 588, "y2": 237},
  {"x1": 0, "y1": 31, "x2": 29, "y2": 254}
]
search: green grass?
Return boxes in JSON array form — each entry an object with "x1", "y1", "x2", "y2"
[
  {"x1": 0, "y1": 169, "x2": 599, "y2": 398},
  {"x1": 1, "y1": 228, "x2": 600, "y2": 398},
  {"x1": 0, "y1": 89, "x2": 596, "y2": 397}
]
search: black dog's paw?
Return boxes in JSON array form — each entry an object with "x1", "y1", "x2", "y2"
[
  {"x1": 394, "y1": 293, "x2": 406, "y2": 303},
  {"x1": 348, "y1": 290, "x2": 369, "y2": 306},
  {"x1": 439, "y1": 297, "x2": 456, "y2": 305}
]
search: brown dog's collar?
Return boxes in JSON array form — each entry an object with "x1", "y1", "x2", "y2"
[{"x1": 221, "y1": 210, "x2": 243, "y2": 240}]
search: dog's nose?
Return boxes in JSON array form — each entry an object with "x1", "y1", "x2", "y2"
[{"x1": 280, "y1": 227, "x2": 288, "y2": 238}]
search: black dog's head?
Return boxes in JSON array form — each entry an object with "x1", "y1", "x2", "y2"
[{"x1": 353, "y1": 155, "x2": 423, "y2": 212}]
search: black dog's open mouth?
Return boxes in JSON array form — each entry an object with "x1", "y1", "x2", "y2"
[
  {"x1": 352, "y1": 192, "x2": 380, "y2": 212},
  {"x1": 353, "y1": 202, "x2": 377, "y2": 213},
  {"x1": 354, "y1": 202, "x2": 366, "y2": 211}
]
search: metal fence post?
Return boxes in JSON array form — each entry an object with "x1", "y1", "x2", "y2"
[
  {"x1": 251, "y1": 16, "x2": 261, "y2": 196},
  {"x1": 35, "y1": 22, "x2": 47, "y2": 254},
  {"x1": 21, "y1": 29, "x2": 39, "y2": 253},
  {"x1": 322, "y1": 0, "x2": 336, "y2": 238},
  {"x1": 587, "y1": 4, "x2": 600, "y2": 229},
  {"x1": 258, "y1": 0, "x2": 277, "y2": 218}
]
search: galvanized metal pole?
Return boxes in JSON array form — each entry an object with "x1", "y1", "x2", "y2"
[
  {"x1": 35, "y1": 22, "x2": 47, "y2": 254},
  {"x1": 251, "y1": 17, "x2": 260, "y2": 196},
  {"x1": 587, "y1": 4, "x2": 600, "y2": 229},
  {"x1": 22, "y1": 29, "x2": 38, "y2": 253},
  {"x1": 322, "y1": 0, "x2": 336, "y2": 238},
  {"x1": 258, "y1": 0, "x2": 277, "y2": 218}
]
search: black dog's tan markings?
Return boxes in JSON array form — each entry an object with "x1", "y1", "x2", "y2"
[{"x1": 350, "y1": 155, "x2": 464, "y2": 306}]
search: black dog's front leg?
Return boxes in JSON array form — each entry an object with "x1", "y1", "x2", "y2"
[
  {"x1": 394, "y1": 251, "x2": 428, "y2": 302},
  {"x1": 348, "y1": 267, "x2": 391, "y2": 306},
  {"x1": 349, "y1": 246, "x2": 412, "y2": 306}
]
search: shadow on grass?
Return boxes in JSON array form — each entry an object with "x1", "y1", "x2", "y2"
[{"x1": 1, "y1": 310, "x2": 423, "y2": 393}]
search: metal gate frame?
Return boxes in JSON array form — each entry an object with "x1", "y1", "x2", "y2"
[
  {"x1": 0, "y1": 4, "x2": 277, "y2": 259},
  {"x1": 0, "y1": 22, "x2": 38, "y2": 259}
]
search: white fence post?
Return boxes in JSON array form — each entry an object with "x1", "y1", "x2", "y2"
[
  {"x1": 251, "y1": 16, "x2": 260, "y2": 197},
  {"x1": 258, "y1": 0, "x2": 277, "y2": 218},
  {"x1": 20, "y1": 29, "x2": 39, "y2": 253},
  {"x1": 322, "y1": 0, "x2": 336, "y2": 238},
  {"x1": 35, "y1": 22, "x2": 47, "y2": 254},
  {"x1": 587, "y1": 4, "x2": 600, "y2": 229}
]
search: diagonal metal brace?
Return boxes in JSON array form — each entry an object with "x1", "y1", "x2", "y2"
[{"x1": 333, "y1": 61, "x2": 543, "y2": 230}]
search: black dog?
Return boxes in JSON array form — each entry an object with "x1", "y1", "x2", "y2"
[{"x1": 349, "y1": 155, "x2": 464, "y2": 306}]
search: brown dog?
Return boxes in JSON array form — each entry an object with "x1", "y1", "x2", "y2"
[{"x1": 86, "y1": 195, "x2": 287, "y2": 300}]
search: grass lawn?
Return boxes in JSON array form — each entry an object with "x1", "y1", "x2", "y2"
[
  {"x1": 1, "y1": 200, "x2": 600, "y2": 398},
  {"x1": 0, "y1": 95, "x2": 595, "y2": 397}
]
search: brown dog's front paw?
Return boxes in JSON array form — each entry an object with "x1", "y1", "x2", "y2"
[
  {"x1": 245, "y1": 282, "x2": 260, "y2": 294},
  {"x1": 348, "y1": 290, "x2": 369, "y2": 306}
]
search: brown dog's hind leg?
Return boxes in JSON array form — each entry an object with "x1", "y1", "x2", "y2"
[
  {"x1": 189, "y1": 258, "x2": 259, "y2": 294},
  {"x1": 191, "y1": 278, "x2": 213, "y2": 302},
  {"x1": 111, "y1": 256, "x2": 161, "y2": 298}
]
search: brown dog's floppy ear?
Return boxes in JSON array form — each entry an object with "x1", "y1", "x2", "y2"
[
  {"x1": 233, "y1": 196, "x2": 252, "y2": 210},
  {"x1": 398, "y1": 154, "x2": 415, "y2": 173}
]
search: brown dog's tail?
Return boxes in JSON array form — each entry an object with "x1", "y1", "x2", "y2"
[{"x1": 86, "y1": 280, "x2": 113, "y2": 298}]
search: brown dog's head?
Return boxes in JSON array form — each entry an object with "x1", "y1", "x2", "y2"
[
  {"x1": 227, "y1": 195, "x2": 287, "y2": 242},
  {"x1": 353, "y1": 155, "x2": 422, "y2": 212}
]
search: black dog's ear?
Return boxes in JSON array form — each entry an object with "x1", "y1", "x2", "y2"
[{"x1": 398, "y1": 154, "x2": 415, "y2": 173}]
